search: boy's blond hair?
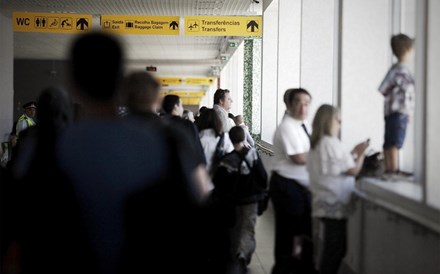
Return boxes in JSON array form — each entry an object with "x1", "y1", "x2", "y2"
[{"x1": 391, "y1": 33, "x2": 414, "y2": 60}]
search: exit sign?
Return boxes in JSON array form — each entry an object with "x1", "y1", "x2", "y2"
[{"x1": 228, "y1": 41, "x2": 238, "y2": 48}]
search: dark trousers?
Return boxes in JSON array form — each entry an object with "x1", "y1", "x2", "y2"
[
  {"x1": 319, "y1": 218, "x2": 347, "y2": 274},
  {"x1": 269, "y1": 172, "x2": 312, "y2": 274}
]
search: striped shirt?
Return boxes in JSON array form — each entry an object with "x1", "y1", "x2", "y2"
[{"x1": 378, "y1": 62, "x2": 415, "y2": 117}]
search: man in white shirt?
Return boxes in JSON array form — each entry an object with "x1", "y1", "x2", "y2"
[
  {"x1": 213, "y1": 88, "x2": 234, "y2": 133},
  {"x1": 270, "y1": 88, "x2": 315, "y2": 274}
]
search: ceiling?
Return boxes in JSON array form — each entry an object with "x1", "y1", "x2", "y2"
[{"x1": 1, "y1": 0, "x2": 263, "y2": 77}]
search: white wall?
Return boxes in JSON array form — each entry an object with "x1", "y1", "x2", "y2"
[
  {"x1": 0, "y1": 11, "x2": 14, "y2": 142},
  {"x1": 402, "y1": 0, "x2": 416, "y2": 37},
  {"x1": 219, "y1": 42, "x2": 244, "y2": 116},
  {"x1": 276, "y1": 0, "x2": 302, "y2": 125},
  {"x1": 260, "y1": 0, "x2": 302, "y2": 144},
  {"x1": 426, "y1": 0, "x2": 440, "y2": 209},
  {"x1": 261, "y1": 0, "x2": 279, "y2": 144},
  {"x1": 261, "y1": 0, "x2": 338, "y2": 144},
  {"x1": 199, "y1": 42, "x2": 244, "y2": 114},
  {"x1": 340, "y1": 0, "x2": 391, "y2": 152},
  {"x1": 198, "y1": 78, "x2": 218, "y2": 109},
  {"x1": 300, "y1": 0, "x2": 336, "y2": 125}
]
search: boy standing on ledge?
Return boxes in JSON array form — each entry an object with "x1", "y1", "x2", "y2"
[{"x1": 378, "y1": 33, "x2": 415, "y2": 177}]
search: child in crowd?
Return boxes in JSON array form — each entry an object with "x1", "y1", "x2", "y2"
[
  {"x1": 182, "y1": 109, "x2": 195, "y2": 122},
  {"x1": 378, "y1": 33, "x2": 415, "y2": 177},
  {"x1": 234, "y1": 115, "x2": 255, "y2": 148},
  {"x1": 212, "y1": 126, "x2": 267, "y2": 273},
  {"x1": 307, "y1": 104, "x2": 368, "y2": 274}
]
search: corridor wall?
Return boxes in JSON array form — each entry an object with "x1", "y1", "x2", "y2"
[
  {"x1": 0, "y1": 12, "x2": 13, "y2": 142},
  {"x1": 261, "y1": 0, "x2": 337, "y2": 145}
]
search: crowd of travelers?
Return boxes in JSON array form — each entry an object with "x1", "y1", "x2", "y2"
[{"x1": 0, "y1": 31, "x2": 414, "y2": 274}]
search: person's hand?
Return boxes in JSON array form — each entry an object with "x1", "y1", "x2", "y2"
[{"x1": 352, "y1": 140, "x2": 369, "y2": 157}]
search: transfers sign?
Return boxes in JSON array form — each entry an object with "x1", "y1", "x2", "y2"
[{"x1": 184, "y1": 16, "x2": 262, "y2": 36}]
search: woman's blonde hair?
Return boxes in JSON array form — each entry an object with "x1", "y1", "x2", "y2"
[{"x1": 310, "y1": 104, "x2": 339, "y2": 149}]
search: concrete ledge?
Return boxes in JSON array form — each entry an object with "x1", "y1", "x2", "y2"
[{"x1": 356, "y1": 177, "x2": 440, "y2": 234}]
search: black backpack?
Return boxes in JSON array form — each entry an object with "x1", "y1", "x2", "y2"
[{"x1": 213, "y1": 149, "x2": 268, "y2": 206}]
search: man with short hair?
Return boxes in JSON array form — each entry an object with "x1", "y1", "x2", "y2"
[
  {"x1": 270, "y1": 88, "x2": 315, "y2": 274},
  {"x1": 162, "y1": 94, "x2": 206, "y2": 165},
  {"x1": 213, "y1": 88, "x2": 234, "y2": 132},
  {"x1": 123, "y1": 71, "x2": 162, "y2": 116}
]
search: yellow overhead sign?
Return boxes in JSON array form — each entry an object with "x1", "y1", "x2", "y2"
[
  {"x1": 101, "y1": 15, "x2": 180, "y2": 35},
  {"x1": 185, "y1": 78, "x2": 215, "y2": 85},
  {"x1": 161, "y1": 90, "x2": 207, "y2": 105},
  {"x1": 158, "y1": 77, "x2": 183, "y2": 85},
  {"x1": 185, "y1": 16, "x2": 262, "y2": 36},
  {"x1": 13, "y1": 12, "x2": 92, "y2": 33},
  {"x1": 161, "y1": 91, "x2": 206, "y2": 97},
  {"x1": 158, "y1": 77, "x2": 215, "y2": 86}
]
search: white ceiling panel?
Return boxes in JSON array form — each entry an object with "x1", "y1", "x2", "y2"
[{"x1": 2, "y1": 0, "x2": 262, "y2": 77}]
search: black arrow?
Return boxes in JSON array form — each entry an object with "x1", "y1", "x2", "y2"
[
  {"x1": 76, "y1": 18, "x2": 88, "y2": 30},
  {"x1": 247, "y1": 20, "x2": 258, "y2": 32},
  {"x1": 169, "y1": 21, "x2": 179, "y2": 30}
]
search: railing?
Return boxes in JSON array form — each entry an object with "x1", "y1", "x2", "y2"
[{"x1": 256, "y1": 142, "x2": 274, "y2": 156}]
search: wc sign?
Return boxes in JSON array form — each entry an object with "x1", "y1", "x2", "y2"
[
  {"x1": 13, "y1": 12, "x2": 93, "y2": 33},
  {"x1": 15, "y1": 17, "x2": 30, "y2": 26}
]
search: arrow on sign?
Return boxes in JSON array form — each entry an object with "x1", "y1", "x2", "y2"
[
  {"x1": 247, "y1": 20, "x2": 258, "y2": 32},
  {"x1": 76, "y1": 18, "x2": 88, "y2": 30},
  {"x1": 169, "y1": 21, "x2": 179, "y2": 30}
]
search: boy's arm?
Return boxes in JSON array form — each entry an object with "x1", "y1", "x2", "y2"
[
  {"x1": 378, "y1": 68, "x2": 394, "y2": 96},
  {"x1": 402, "y1": 71, "x2": 416, "y2": 118}
]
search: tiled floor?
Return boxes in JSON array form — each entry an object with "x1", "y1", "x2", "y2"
[
  {"x1": 247, "y1": 152, "x2": 275, "y2": 274},
  {"x1": 247, "y1": 202, "x2": 275, "y2": 274}
]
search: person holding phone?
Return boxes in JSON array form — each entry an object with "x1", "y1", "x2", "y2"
[{"x1": 307, "y1": 104, "x2": 368, "y2": 274}]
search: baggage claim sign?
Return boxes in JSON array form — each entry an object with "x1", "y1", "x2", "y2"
[
  {"x1": 101, "y1": 15, "x2": 180, "y2": 35},
  {"x1": 184, "y1": 16, "x2": 261, "y2": 36}
]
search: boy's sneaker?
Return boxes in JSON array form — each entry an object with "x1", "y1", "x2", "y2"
[
  {"x1": 381, "y1": 172, "x2": 399, "y2": 181},
  {"x1": 396, "y1": 170, "x2": 414, "y2": 178},
  {"x1": 381, "y1": 171, "x2": 413, "y2": 182}
]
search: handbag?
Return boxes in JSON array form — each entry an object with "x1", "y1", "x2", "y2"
[
  {"x1": 358, "y1": 151, "x2": 383, "y2": 178},
  {"x1": 242, "y1": 155, "x2": 269, "y2": 216}
]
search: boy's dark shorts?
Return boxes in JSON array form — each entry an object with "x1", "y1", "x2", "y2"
[{"x1": 383, "y1": 112, "x2": 408, "y2": 149}]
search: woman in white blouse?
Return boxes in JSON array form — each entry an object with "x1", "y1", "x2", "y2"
[
  {"x1": 196, "y1": 109, "x2": 234, "y2": 180},
  {"x1": 307, "y1": 104, "x2": 368, "y2": 274}
]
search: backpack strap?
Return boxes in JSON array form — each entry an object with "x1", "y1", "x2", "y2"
[
  {"x1": 209, "y1": 133, "x2": 226, "y2": 176},
  {"x1": 215, "y1": 133, "x2": 225, "y2": 151},
  {"x1": 239, "y1": 148, "x2": 252, "y2": 170}
]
